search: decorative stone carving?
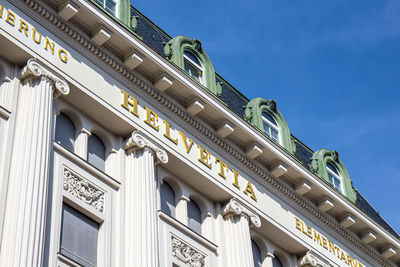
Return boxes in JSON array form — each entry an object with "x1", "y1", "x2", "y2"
[
  {"x1": 63, "y1": 169, "x2": 105, "y2": 212},
  {"x1": 299, "y1": 251, "x2": 332, "y2": 267},
  {"x1": 20, "y1": 58, "x2": 70, "y2": 95},
  {"x1": 171, "y1": 236, "x2": 205, "y2": 267},
  {"x1": 223, "y1": 198, "x2": 261, "y2": 228},
  {"x1": 125, "y1": 131, "x2": 168, "y2": 164}
]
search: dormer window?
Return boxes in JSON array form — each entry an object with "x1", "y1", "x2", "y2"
[
  {"x1": 262, "y1": 111, "x2": 279, "y2": 143},
  {"x1": 326, "y1": 162, "x2": 342, "y2": 193},
  {"x1": 183, "y1": 50, "x2": 203, "y2": 84},
  {"x1": 95, "y1": 0, "x2": 116, "y2": 15}
]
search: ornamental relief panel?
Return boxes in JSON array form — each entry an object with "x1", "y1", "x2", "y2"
[
  {"x1": 171, "y1": 236, "x2": 205, "y2": 267},
  {"x1": 63, "y1": 168, "x2": 105, "y2": 212}
]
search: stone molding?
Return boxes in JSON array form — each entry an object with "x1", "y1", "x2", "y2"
[
  {"x1": 223, "y1": 198, "x2": 261, "y2": 228},
  {"x1": 171, "y1": 235, "x2": 205, "y2": 267},
  {"x1": 299, "y1": 251, "x2": 332, "y2": 267},
  {"x1": 63, "y1": 168, "x2": 105, "y2": 212},
  {"x1": 125, "y1": 131, "x2": 168, "y2": 164},
  {"x1": 20, "y1": 0, "x2": 387, "y2": 265},
  {"x1": 20, "y1": 58, "x2": 70, "y2": 95}
]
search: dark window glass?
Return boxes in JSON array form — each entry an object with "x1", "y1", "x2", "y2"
[
  {"x1": 272, "y1": 255, "x2": 283, "y2": 267},
  {"x1": 184, "y1": 51, "x2": 201, "y2": 66},
  {"x1": 251, "y1": 240, "x2": 262, "y2": 267},
  {"x1": 187, "y1": 199, "x2": 202, "y2": 234},
  {"x1": 262, "y1": 111, "x2": 278, "y2": 126},
  {"x1": 60, "y1": 204, "x2": 99, "y2": 267},
  {"x1": 55, "y1": 113, "x2": 75, "y2": 151},
  {"x1": 160, "y1": 182, "x2": 175, "y2": 216},
  {"x1": 88, "y1": 134, "x2": 105, "y2": 171},
  {"x1": 326, "y1": 162, "x2": 339, "y2": 175}
]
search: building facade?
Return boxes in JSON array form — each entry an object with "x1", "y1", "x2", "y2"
[{"x1": 0, "y1": 0, "x2": 399, "y2": 266}]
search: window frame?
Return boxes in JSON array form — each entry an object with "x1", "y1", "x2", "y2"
[
  {"x1": 183, "y1": 50, "x2": 204, "y2": 85},
  {"x1": 95, "y1": 0, "x2": 117, "y2": 15},
  {"x1": 326, "y1": 162, "x2": 343, "y2": 193},
  {"x1": 262, "y1": 113, "x2": 280, "y2": 144}
]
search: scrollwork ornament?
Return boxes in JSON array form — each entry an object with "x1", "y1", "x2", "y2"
[
  {"x1": 20, "y1": 59, "x2": 70, "y2": 95},
  {"x1": 125, "y1": 131, "x2": 168, "y2": 164},
  {"x1": 223, "y1": 198, "x2": 261, "y2": 228},
  {"x1": 63, "y1": 169, "x2": 105, "y2": 212},
  {"x1": 171, "y1": 236, "x2": 205, "y2": 267},
  {"x1": 299, "y1": 251, "x2": 332, "y2": 267}
]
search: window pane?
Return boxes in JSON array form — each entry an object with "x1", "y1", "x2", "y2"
[
  {"x1": 105, "y1": 0, "x2": 116, "y2": 14},
  {"x1": 263, "y1": 122, "x2": 271, "y2": 137},
  {"x1": 262, "y1": 111, "x2": 277, "y2": 126},
  {"x1": 160, "y1": 182, "x2": 175, "y2": 216},
  {"x1": 184, "y1": 51, "x2": 201, "y2": 66},
  {"x1": 55, "y1": 113, "x2": 75, "y2": 151},
  {"x1": 60, "y1": 204, "x2": 99, "y2": 267},
  {"x1": 326, "y1": 162, "x2": 338, "y2": 175},
  {"x1": 187, "y1": 199, "x2": 202, "y2": 234},
  {"x1": 272, "y1": 255, "x2": 283, "y2": 267},
  {"x1": 88, "y1": 134, "x2": 105, "y2": 171},
  {"x1": 184, "y1": 62, "x2": 201, "y2": 83},
  {"x1": 271, "y1": 128, "x2": 279, "y2": 143},
  {"x1": 251, "y1": 240, "x2": 262, "y2": 267}
]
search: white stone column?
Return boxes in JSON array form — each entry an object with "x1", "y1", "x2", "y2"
[
  {"x1": 74, "y1": 127, "x2": 91, "y2": 159},
  {"x1": 202, "y1": 212, "x2": 215, "y2": 242},
  {"x1": 176, "y1": 195, "x2": 190, "y2": 225},
  {"x1": 0, "y1": 59, "x2": 69, "y2": 266},
  {"x1": 124, "y1": 131, "x2": 168, "y2": 267},
  {"x1": 222, "y1": 198, "x2": 261, "y2": 267}
]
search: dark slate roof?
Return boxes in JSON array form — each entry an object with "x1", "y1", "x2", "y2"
[{"x1": 129, "y1": 5, "x2": 399, "y2": 239}]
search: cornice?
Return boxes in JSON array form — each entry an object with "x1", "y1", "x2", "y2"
[{"x1": 21, "y1": 0, "x2": 390, "y2": 265}]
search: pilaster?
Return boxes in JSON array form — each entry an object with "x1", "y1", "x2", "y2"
[
  {"x1": 0, "y1": 59, "x2": 69, "y2": 266},
  {"x1": 124, "y1": 131, "x2": 168, "y2": 267},
  {"x1": 222, "y1": 198, "x2": 261, "y2": 267}
]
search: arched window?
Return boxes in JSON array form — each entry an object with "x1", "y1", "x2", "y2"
[
  {"x1": 272, "y1": 255, "x2": 283, "y2": 267},
  {"x1": 160, "y1": 181, "x2": 176, "y2": 217},
  {"x1": 262, "y1": 111, "x2": 279, "y2": 143},
  {"x1": 251, "y1": 240, "x2": 262, "y2": 267},
  {"x1": 55, "y1": 112, "x2": 75, "y2": 151},
  {"x1": 326, "y1": 162, "x2": 342, "y2": 192},
  {"x1": 94, "y1": 0, "x2": 116, "y2": 15},
  {"x1": 187, "y1": 199, "x2": 202, "y2": 234},
  {"x1": 87, "y1": 133, "x2": 106, "y2": 171},
  {"x1": 183, "y1": 50, "x2": 203, "y2": 84}
]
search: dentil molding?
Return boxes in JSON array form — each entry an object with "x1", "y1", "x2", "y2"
[
  {"x1": 223, "y1": 198, "x2": 261, "y2": 228},
  {"x1": 171, "y1": 235, "x2": 205, "y2": 267},
  {"x1": 125, "y1": 131, "x2": 168, "y2": 164},
  {"x1": 19, "y1": 0, "x2": 388, "y2": 264},
  {"x1": 63, "y1": 168, "x2": 105, "y2": 212},
  {"x1": 20, "y1": 58, "x2": 70, "y2": 95}
]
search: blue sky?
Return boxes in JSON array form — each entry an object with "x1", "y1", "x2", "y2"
[{"x1": 131, "y1": 0, "x2": 400, "y2": 233}]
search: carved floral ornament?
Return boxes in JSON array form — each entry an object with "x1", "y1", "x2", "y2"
[
  {"x1": 63, "y1": 168, "x2": 105, "y2": 212},
  {"x1": 20, "y1": 59, "x2": 70, "y2": 95},
  {"x1": 223, "y1": 198, "x2": 261, "y2": 228},
  {"x1": 171, "y1": 236, "x2": 205, "y2": 267},
  {"x1": 299, "y1": 251, "x2": 332, "y2": 267},
  {"x1": 125, "y1": 131, "x2": 169, "y2": 164}
]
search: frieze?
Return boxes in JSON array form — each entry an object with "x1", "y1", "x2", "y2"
[
  {"x1": 63, "y1": 168, "x2": 104, "y2": 212},
  {"x1": 171, "y1": 236, "x2": 205, "y2": 267}
]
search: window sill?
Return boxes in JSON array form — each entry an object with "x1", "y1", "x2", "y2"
[
  {"x1": 158, "y1": 210, "x2": 218, "y2": 253},
  {"x1": 54, "y1": 142, "x2": 120, "y2": 190}
]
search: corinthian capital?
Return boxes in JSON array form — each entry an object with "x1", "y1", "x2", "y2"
[
  {"x1": 125, "y1": 131, "x2": 168, "y2": 164},
  {"x1": 20, "y1": 59, "x2": 70, "y2": 95},
  {"x1": 223, "y1": 198, "x2": 261, "y2": 228}
]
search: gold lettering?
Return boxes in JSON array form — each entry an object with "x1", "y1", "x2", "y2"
[
  {"x1": 179, "y1": 132, "x2": 194, "y2": 153},
  {"x1": 295, "y1": 217, "x2": 302, "y2": 231},
  {"x1": 346, "y1": 254, "x2": 355, "y2": 267},
  {"x1": 313, "y1": 230, "x2": 322, "y2": 246},
  {"x1": 44, "y1": 37, "x2": 55, "y2": 55},
  {"x1": 6, "y1": 10, "x2": 15, "y2": 26},
  {"x1": 58, "y1": 49, "x2": 68, "y2": 63},
  {"x1": 120, "y1": 89, "x2": 139, "y2": 116},
  {"x1": 340, "y1": 251, "x2": 346, "y2": 262},
  {"x1": 335, "y1": 246, "x2": 341, "y2": 258},
  {"x1": 0, "y1": 4, "x2": 4, "y2": 18},
  {"x1": 231, "y1": 169, "x2": 240, "y2": 189},
  {"x1": 243, "y1": 181, "x2": 257, "y2": 201},
  {"x1": 306, "y1": 226, "x2": 312, "y2": 239},
  {"x1": 322, "y1": 236, "x2": 328, "y2": 250},
  {"x1": 32, "y1": 28, "x2": 42, "y2": 44},
  {"x1": 328, "y1": 241, "x2": 335, "y2": 254},
  {"x1": 18, "y1": 19, "x2": 28, "y2": 37},
  {"x1": 163, "y1": 120, "x2": 178, "y2": 144},
  {"x1": 144, "y1": 106, "x2": 159, "y2": 131},
  {"x1": 197, "y1": 145, "x2": 212, "y2": 169},
  {"x1": 215, "y1": 158, "x2": 228, "y2": 178}
]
